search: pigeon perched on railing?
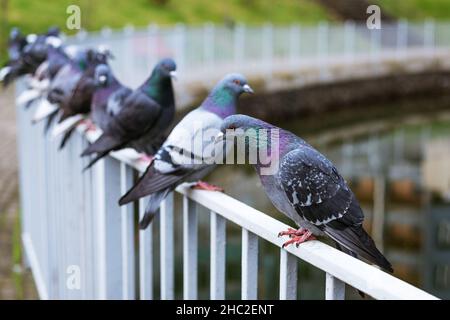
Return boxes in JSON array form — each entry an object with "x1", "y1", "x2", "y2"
[
  {"x1": 80, "y1": 58, "x2": 177, "y2": 169},
  {"x1": 119, "y1": 73, "x2": 254, "y2": 229},
  {"x1": 6, "y1": 28, "x2": 28, "y2": 62},
  {"x1": 48, "y1": 48, "x2": 113, "y2": 149},
  {"x1": 219, "y1": 114, "x2": 393, "y2": 273},
  {"x1": 90, "y1": 64, "x2": 132, "y2": 132},
  {"x1": 16, "y1": 39, "x2": 70, "y2": 111},
  {"x1": 0, "y1": 27, "x2": 61, "y2": 87}
]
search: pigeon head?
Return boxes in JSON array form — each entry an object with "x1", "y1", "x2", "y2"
[
  {"x1": 46, "y1": 26, "x2": 61, "y2": 37},
  {"x1": 201, "y1": 74, "x2": 253, "y2": 118},
  {"x1": 141, "y1": 58, "x2": 177, "y2": 102},
  {"x1": 215, "y1": 73, "x2": 254, "y2": 96},
  {"x1": 9, "y1": 28, "x2": 22, "y2": 41},
  {"x1": 86, "y1": 49, "x2": 110, "y2": 66},
  {"x1": 152, "y1": 58, "x2": 177, "y2": 80},
  {"x1": 94, "y1": 64, "x2": 113, "y2": 87},
  {"x1": 219, "y1": 114, "x2": 291, "y2": 171}
]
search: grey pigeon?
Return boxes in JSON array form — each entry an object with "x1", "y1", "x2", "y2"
[
  {"x1": 80, "y1": 58, "x2": 177, "y2": 169},
  {"x1": 90, "y1": 64, "x2": 132, "y2": 132},
  {"x1": 48, "y1": 48, "x2": 112, "y2": 149},
  {"x1": 1, "y1": 27, "x2": 60, "y2": 87},
  {"x1": 119, "y1": 73, "x2": 254, "y2": 229},
  {"x1": 219, "y1": 114, "x2": 393, "y2": 273}
]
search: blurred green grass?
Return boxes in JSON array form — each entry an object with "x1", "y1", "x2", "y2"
[
  {"x1": 4, "y1": 0, "x2": 331, "y2": 34},
  {"x1": 1, "y1": 0, "x2": 332, "y2": 64},
  {"x1": 375, "y1": 0, "x2": 450, "y2": 20}
]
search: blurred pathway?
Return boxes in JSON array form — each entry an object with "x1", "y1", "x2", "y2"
[{"x1": 0, "y1": 87, "x2": 37, "y2": 299}]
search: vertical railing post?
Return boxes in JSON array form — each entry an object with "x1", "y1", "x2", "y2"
[
  {"x1": 370, "y1": 28, "x2": 382, "y2": 62},
  {"x1": 241, "y1": 229, "x2": 258, "y2": 300},
  {"x1": 262, "y1": 23, "x2": 273, "y2": 78},
  {"x1": 160, "y1": 192, "x2": 174, "y2": 299},
  {"x1": 123, "y1": 24, "x2": 135, "y2": 85},
  {"x1": 396, "y1": 19, "x2": 408, "y2": 59},
  {"x1": 344, "y1": 20, "x2": 356, "y2": 60},
  {"x1": 93, "y1": 158, "x2": 123, "y2": 299},
  {"x1": 424, "y1": 19, "x2": 435, "y2": 50},
  {"x1": 289, "y1": 24, "x2": 301, "y2": 65},
  {"x1": 317, "y1": 21, "x2": 329, "y2": 58},
  {"x1": 279, "y1": 250, "x2": 298, "y2": 300},
  {"x1": 325, "y1": 273, "x2": 345, "y2": 300},
  {"x1": 139, "y1": 197, "x2": 153, "y2": 300},
  {"x1": 203, "y1": 23, "x2": 215, "y2": 69},
  {"x1": 183, "y1": 196, "x2": 198, "y2": 300},
  {"x1": 174, "y1": 23, "x2": 186, "y2": 74},
  {"x1": 120, "y1": 163, "x2": 136, "y2": 300},
  {"x1": 210, "y1": 211, "x2": 226, "y2": 300},
  {"x1": 233, "y1": 23, "x2": 245, "y2": 69},
  {"x1": 147, "y1": 24, "x2": 159, "y2": 70}
]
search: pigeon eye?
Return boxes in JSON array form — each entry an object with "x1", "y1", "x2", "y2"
[{"x1": 233, "y1": 79, "x2": 241, "y2": 85}]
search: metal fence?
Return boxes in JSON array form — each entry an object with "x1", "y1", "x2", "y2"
[
  {"x1": 67, "y1": 21, "x2": 450, "y2": 88},
  {"x1": 16, "y1": 21, "x2": 448, "y2": 300},
  {"x1": 17, "y1": 86, "x2": 438, "y2": 300}
]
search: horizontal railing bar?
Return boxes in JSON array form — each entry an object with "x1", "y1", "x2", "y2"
[{"x1": 175, "y1": 185, "x2": 438, "y2": 300}]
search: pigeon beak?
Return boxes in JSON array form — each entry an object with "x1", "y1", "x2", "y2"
[
  {"x1": 169, "y1": 71, "x2": 178, "y2": 80},
  {"x1": 98, "y1": 75, "x2": 107, "y2": 84},
  {"x1": 243, "y1": 84, "x2": 254, "y2": 94}
]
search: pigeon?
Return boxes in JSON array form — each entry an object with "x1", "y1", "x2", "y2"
[
  {"x1": 49, "y1": 48, "x2": 112, "y2": 149},
  {"x1": 119, "y1": 73, "x2": 254, "y2": 229},
  {"x1": 90, "y1": 64, "x2": 132, "y2": 132},
  {"x1": 0, "y1": 28, "x2": 27, "y2": 84},
  {"x1": 219, "y1": 114, "x2": 393, "y2": 273},
  {"x1": 80, "y1": 58, "x2": 177, "y2": 169},
  {"x1": 6, "y1": 28, "x2": 28, "y2": 62},
  {"x1": 1, "y1": 27, "x2": 60, "y2": 87},
  {"x1": 16, "y1": 38, "x2": 69, "y2": 109}
]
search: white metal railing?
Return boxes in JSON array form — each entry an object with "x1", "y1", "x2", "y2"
[
  {"x1": 16, "y1": 80, "x2": 438, "y2": 300},
  {"x1": 67, "y1": 21, "x2": 450, "y2": 89}
]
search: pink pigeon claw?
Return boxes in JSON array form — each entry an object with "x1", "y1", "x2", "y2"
[{"x1": 191, "y1": 181, "x2": 224, "y2": 192}]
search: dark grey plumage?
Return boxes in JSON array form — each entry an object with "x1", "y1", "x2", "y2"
[
  {"x1": 90, "y1": 64, "x2": 132, "y2": 132},
  {"x1": 220, "y1": 114, "x2": 393, "y2": 273},
  {"x1": 80, "y1": 58, "x2": 177, "y2": 169}
]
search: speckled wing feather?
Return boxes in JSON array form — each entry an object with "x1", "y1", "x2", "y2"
[{"x1": 278, "y1": 147, "x2": 361, "y2": 226}]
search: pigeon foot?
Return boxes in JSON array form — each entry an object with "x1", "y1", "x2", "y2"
[
  {"x1": 192, "y1": 181, "x2": 224, "y2": 192},
  {"x1": 278, "y1": 227, "x2": 306, "y2": 238},
  {"x1": 81, "y1": 119, "x2": 96, "y2": 132},
  {"x1": 281, "y1": 230, "x2": 315, "y2": 248},
  {"x1": 138, "y1": 154, "x2": 154, "y2": 164}
]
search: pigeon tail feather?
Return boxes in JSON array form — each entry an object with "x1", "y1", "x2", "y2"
[
  {"x1": 58, "y1": 125, "x2": 76, "y2": 150},
  {"x1": 324, "y1": 224, "x2": 393, "y2": 273},
  {"x1": 139, "y1": 188, "x2": 171, "y2": 229},
  {"x1": 80, "y1": 134, "x2": 123, "y2": 157},
  {"x1": 119, "y1": 166, "x2": 187, "y2": 205},
  {"x1": 82, "y1": 150, "x2": 110, "y2": 172}
]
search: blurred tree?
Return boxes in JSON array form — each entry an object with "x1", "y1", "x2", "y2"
[{"x1": 0, "y1": 0, "x2": 7, "y2": 63}]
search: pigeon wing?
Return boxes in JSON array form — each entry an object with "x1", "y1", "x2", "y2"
[{"x1": 278, "y1": 147, "x2": 362, "y2": 226}]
